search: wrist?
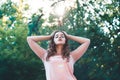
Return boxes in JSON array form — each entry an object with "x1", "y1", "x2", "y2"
[{"x1": 49, "y1": 35, "x2": 52, "y2": 40}]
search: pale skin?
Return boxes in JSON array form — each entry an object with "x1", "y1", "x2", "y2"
[{"x1": 27, "y1": 31, "x2": 90, "y2": 62}]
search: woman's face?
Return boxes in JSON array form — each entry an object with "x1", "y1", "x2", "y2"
[{"x1": 54, "y1": 32, "x2": 66, "y2": 45}]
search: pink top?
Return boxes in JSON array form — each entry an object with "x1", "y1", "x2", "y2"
[{"x1": 42, "y1": 53, "x2": 77, "y2": 80}]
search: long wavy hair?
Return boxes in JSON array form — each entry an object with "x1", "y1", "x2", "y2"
[{"x1": 46, "y1": 30, "x2": 70, "y2": 61}]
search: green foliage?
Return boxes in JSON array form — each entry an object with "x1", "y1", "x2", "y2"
[
  {"x1": 0, "y1": 26, "x2": 46, "y2": 80},
  {"x1": 0, "y1": 0, "x2": 17, "y2": 16},
  {"x1": 28, "y1": 13, "x2": 44, "y2": 36}
]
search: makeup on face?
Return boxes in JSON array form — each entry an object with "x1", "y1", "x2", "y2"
[
  {"x1": 55, "y1": 33, "x2": 65, "y2": 39},
  {"x1": 54, "y1": 32, "x2": 66, "y2": 45}
]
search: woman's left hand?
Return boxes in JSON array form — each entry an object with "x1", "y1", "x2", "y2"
[{"x1": 63, "y1": 31, "x2": 69, "y2": 38}]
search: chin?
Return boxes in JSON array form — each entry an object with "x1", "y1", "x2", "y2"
[{"x1": 55, "y1": 43, "x2": 65, "y2": 45}]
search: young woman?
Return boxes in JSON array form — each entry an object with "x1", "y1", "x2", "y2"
[{"x1": 27, "y1": 30, "x2": 90, "y2": 80}]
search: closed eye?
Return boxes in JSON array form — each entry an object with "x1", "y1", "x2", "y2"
[
  {"x1": 55, "y1": 36, "x2": 58, "y2": 38},
  {"x1": 55, "y1": 35, "x2": 58, "y2": 38},
  {"x1": 62, "y1": 35, "x2": 65, "y2": 38}
]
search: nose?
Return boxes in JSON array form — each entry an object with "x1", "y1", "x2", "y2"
[
  {"x1": 58, "y1": 36, "x2": 62, "y2": 40},
  {"x1": 58, "y1": 36, "x2": 62, "y2": 38}
]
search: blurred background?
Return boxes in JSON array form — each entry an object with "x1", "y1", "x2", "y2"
[{"x1": 0, "y1": 0, "x2": 119, "y2": 80}]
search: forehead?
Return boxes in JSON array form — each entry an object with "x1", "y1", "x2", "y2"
[{"x1": 55, "y1": 32, "x2": 64, "y2": 35}]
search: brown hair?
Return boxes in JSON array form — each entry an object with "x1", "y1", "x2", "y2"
[{"x1": 46, "y1": 30, "x2": 70, "y2": 61}]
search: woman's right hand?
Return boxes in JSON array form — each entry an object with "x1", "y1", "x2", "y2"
[{"x1": 50, "y1": 31, "x2": 57, "y2": 38}]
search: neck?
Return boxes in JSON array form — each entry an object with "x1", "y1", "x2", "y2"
[{"x1": 56, "y1": 45, "x2": 63, "y2": 55}]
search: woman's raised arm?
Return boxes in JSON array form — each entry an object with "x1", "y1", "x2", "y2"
[
  {"x1": 27, "y1": 35, "x2": 51, "y2": 59},
  {"x1": 65, "y1": 33, "x2": 90, "y2": 62}
]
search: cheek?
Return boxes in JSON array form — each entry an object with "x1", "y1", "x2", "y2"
[
  {"x1": 63, "y1": 38, "x2": 66, "y2": 43},
  {"x1": 63, "y1": 38, "x2": 66, "y2": 41},
  {"x1": 54, "y1": 38, "x2": 57, "y2": 43}
]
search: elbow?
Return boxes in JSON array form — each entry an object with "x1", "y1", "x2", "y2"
[
  {"x1": 84, "y1": 38, "x2": 90, "y2": 44},
  {"x1": 87, "y1": 39, "x2": 90, "y2": 44},
  {"x1": 27, "y1": 36, "x2": 30, "y2": 41},
  {"x1": 27, "y1": 36, "x2": 32, "y2": 42}
]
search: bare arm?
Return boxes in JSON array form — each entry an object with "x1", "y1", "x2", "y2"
[
  {"x1": 67, "y1": 34, "x2": 90, "y2": 62},
  {"x1": 27, "y1": 35, "x2": 51, "y2": 59}
]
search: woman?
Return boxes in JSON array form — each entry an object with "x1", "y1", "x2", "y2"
[{"x1": 27, "y1": 30, "x2": 90, "y2": 80}]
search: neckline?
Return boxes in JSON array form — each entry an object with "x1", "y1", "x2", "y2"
[{"x1": 53, "y1": 55, "x2": 62, "y2": 57}]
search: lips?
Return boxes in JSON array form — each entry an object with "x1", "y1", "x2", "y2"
[{"x1": 58, "y1": 39, "x2": 62, "y2": 41}]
